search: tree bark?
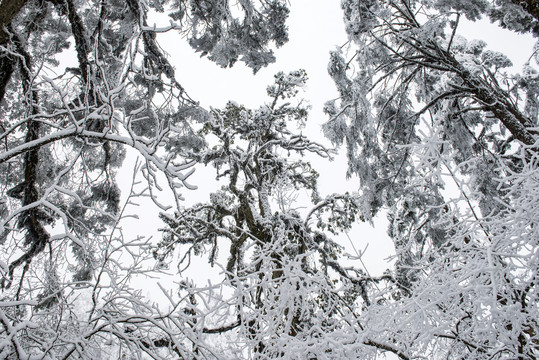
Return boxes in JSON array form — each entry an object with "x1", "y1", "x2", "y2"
[
  {"x1": 512, "y1": 0, "x2": 539, "y2": 22},
  {"x1": 0, "y1": 0, "x2": 29, "y2": 44},
  {"x1": 0, "y1": 0, "x2": 30, "y2": 104},
  {"x1": 0, "y1": 54, "x2": 14, "y2": 103}
]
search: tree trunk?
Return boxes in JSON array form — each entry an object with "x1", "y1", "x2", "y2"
[
  {"x1": 512, "y1": 0, "x2": 539, "y2": 22},
  {"x1": 0, "y1": 0, "x2": 29, "y2": 44}
]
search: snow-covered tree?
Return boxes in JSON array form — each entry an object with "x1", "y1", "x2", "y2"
[
  {"x1": 0, "y1": 0, "x2": 289, "y2": 358},
  {"x1": 155, "y1": 70, "x2": 404, "y2": 359},
  {"x1": 2, "y1": 0, "x2": 539, "y2": 358},
  {"x1": 323, "y1": 0, "x2": 539, "y2": 358}
]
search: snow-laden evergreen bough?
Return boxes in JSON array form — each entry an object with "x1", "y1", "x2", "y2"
[
  {"x1": 0, "y1": 0, "x2": 289, "y2": 358},
  {"x1": 322, "y1": 0, "x2": 539, "y2": 358}
]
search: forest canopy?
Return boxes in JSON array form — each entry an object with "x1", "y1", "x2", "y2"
[{"x1": 0, "y1": 0, "x2": 538, "y2": 359}]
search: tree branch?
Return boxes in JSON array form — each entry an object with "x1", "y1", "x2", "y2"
[{"x1": 363, "y1": 339, "x2": 410, "y2": 360}]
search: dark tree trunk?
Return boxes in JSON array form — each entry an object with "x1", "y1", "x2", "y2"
[
  {"x1": 513, "y1": 0, "x2": 539, "y2": 22},
  {"x1": 0, "y1": 0, "x2": 29, "y2": 44}
]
